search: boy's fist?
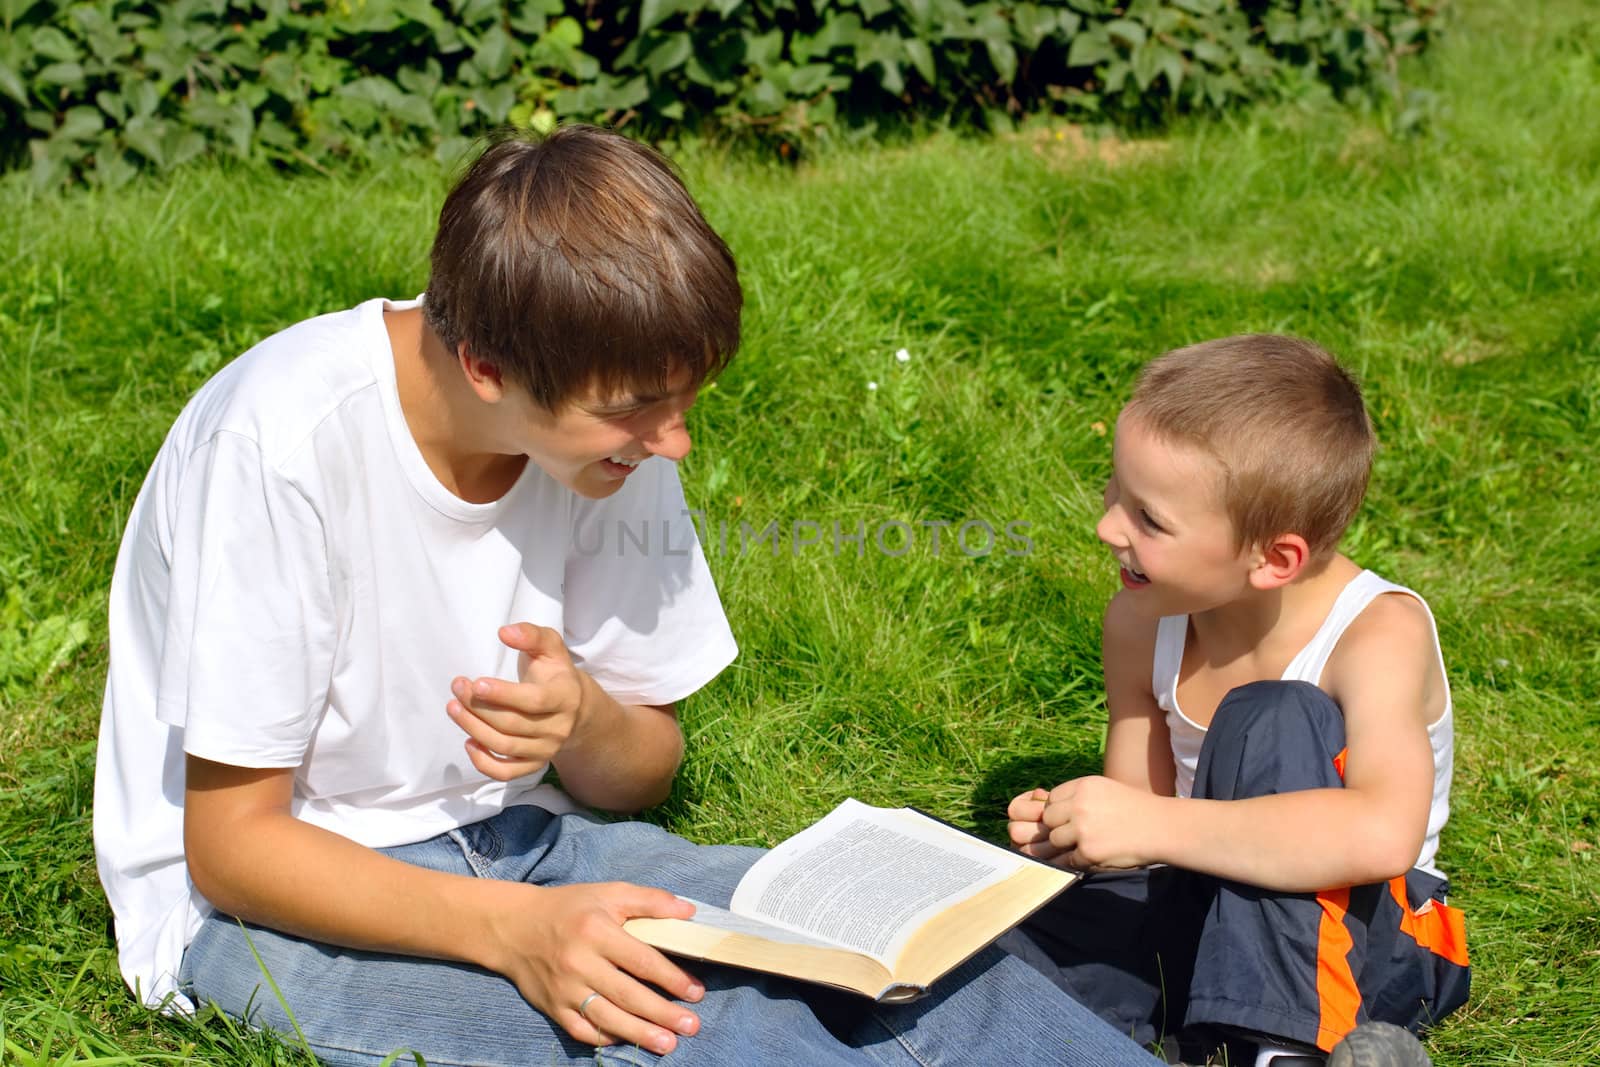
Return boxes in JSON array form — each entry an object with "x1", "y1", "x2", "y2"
[
  {"x1": 447, "y1": 623, "x2": 589, "y2": 781},
  {"x1": 1038, "y1": 776, "x2": 1154, "y2": 871}
]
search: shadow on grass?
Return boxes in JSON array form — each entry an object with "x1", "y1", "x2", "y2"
[{"x1": 962, "y1": 748, "x2": 1103, "y2": 843}]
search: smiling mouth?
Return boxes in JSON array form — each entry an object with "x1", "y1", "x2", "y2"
[
  {"x1": 1121, "y1": 563, "x2": 1150, "y2": 585},
  {"x1": 606, "y1": 455, "x2": 643, "y2": 469}
]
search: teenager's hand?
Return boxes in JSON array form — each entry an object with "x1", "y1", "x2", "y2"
[
  {"x1": 447, "y1": 623, "x2": 586, "y2": 781},
  {"x1": 485, "y1": 881, "x2": 704, "y2": 1052},
  {"x1": 1035, "y1": 775, "x2": 1159, "y2": 870}
]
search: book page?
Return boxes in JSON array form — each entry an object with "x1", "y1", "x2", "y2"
[
  {"x1": 729, "y1": 799, "x2": 1020, "y2": 963},
  {"x1": 671, "y1": 899, "x2": 846, "y2": 951}
]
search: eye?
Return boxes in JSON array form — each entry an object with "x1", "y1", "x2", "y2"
[{"x1": 1139, "y1": 509, "x2": 1166, "y2": 533}]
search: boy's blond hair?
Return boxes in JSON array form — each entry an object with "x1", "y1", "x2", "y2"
[{"x1": 1124, "y1": 334, "x2": 1375, "y2": 559}]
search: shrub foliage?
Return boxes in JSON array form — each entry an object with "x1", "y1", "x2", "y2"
[{"x1": 2, "y1": 0, "x2": 1442, "y2": 185}]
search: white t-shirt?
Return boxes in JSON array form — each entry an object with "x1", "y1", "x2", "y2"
[{"x1": 94, "y1": 297, "x2": 738, "y2": 1010}]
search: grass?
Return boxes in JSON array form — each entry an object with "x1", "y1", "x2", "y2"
[{"x1": 2, "y1": 0, "x2": 1597, "y2": 1062}]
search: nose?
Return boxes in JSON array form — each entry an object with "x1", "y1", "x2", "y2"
[
  {"x1": 644, "y1": 412, "x2": 692, "y2": 462},
  {"x1": 1095, "y1": 507, "x2": 1120, "y2": 548}
]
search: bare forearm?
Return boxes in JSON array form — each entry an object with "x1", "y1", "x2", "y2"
[
  {"x1": 1146, "y1": 790, "x2": 1422, "y2": 891},
  {"x1": 185, "y1": 809, "x2": 518, "y2": 975},
  {"x1": 552, "y1": 672, "x2": 683, "y2": 812}
]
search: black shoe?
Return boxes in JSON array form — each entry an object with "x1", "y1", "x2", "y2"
[{"x1": 1327, "y1": 1023, "x2": 1432, "y2": 1067}]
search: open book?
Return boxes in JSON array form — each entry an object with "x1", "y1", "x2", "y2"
[{"x1": 624, "y1": 798, "x2": 1078, "y2": 1002}]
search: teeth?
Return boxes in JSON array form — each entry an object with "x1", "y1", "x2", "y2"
[{"x1": 609, "y1": 455, "x2": 641, "y2": 468}]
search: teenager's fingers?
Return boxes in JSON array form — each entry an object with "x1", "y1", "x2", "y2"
[
  {"x1": 499, "y1": 622, "x2": 569, "y2": 660},
  {"x1": 451, "y1": 676, "x2": 563, "y2": 721},
  {"x1": 461, "y1": 738, "x2": 546, "y2": 782},
  {"x1": 606, "y1": 883, "x2": 697, "y2": 921},
  {"x1": 447, "y1": 697, "x2": 565, "y2": 761},
  {"x1": 573, "y1": 989, "x2": 689, "y2": 1056},
  {"x1": 1007, "y1": 820, "x2": 1049, "y2": 847}
]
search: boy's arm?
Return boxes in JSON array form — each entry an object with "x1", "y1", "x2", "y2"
[
  {"x1": 1009, "y1": 592, "x2": 1173, "y2": 860},
  {"x1": 1042, "y1": 594, "x2": 1437, "y2": 889},
  {"x1": 1100, "y1": 591, "x2": 1176, "y2": 795},
  {"x1": 184, "y1": 757, "x2": 703, "y2": 1054}
]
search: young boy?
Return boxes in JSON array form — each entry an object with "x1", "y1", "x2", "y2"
[
  {"x1": 1002, "y1": 335, "x2": 1469, "y2": 1066},
  {"x1": 94, "y1": 125, "x2": 1155, "y2": 1067}
]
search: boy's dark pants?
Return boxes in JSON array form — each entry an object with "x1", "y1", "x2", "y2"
[{"x1": 999, "y1": 681, "x2": 1470, "y2": 1054}]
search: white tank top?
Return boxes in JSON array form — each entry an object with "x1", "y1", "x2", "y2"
[{"x1": 1152, "y1": 570, "x2": 1454, "y2": 877}]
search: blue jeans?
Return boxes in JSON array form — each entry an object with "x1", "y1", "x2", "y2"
[{"x1": 180, "y1": 805, "x2": 1156, "y2": 1066}]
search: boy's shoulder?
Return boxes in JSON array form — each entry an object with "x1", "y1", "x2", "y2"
[
  {"x1": 1318, "y1": 571, "x2": 1446, "y2": 720},
  {"x1": 1325, "y1": 583, "x2": 1437, "y2": 672},
  {"x1": 1101, "y1": 589, "x2": 1163, "y2": 684}
]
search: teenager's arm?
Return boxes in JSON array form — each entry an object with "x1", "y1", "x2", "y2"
[
  {"x1": 184, "y1": 756, "x2": 702, "y2": 1054},
  {"x1": 1040, "y1": 595, "x2": 1437, "y2": 889},
  {"x1": 446, "y1": 623, "x2": 684, "y2": 812}
]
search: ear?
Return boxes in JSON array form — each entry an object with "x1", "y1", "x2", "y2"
[
  {"x1": 456, "y1": 343, "x2": 505, "y2": 403},
  {"x1": 1248, "y1": 532, "x2": 1311, "y2": 591}
]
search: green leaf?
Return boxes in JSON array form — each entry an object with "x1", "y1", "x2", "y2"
[
  {"x1": 472, "y1": 82, "x2": 516, "y2": 123},
  {"x1": 478, "y1": 25, "x2": 515, "y2": 81},
  {"x1": 639, "y1": 0, "x2": 676, "y2": 34},
  {"x1": 0, "y1": 59, "x2": 25, "y2": 105},
  {"x1": 123, "y1": 114, "x2": 169, "y2": 165},
  {"x1": 95, "y1": 89, "x2": 127, "y2": 124},
  {"x1": 643, "y1": 34, "x2": 693, "y2": 77},
  {"x1": 126, "y1": 77, "x2": 159, "y2": 117},
  {"x1": 1154, "y1": 45, "x2": 1184, "y2": 97},
  {"x1": 985, "y1": 39, "x2": 1016, "y2": 83},
  {"x1": 903, "y1": 38, "x2": 935, "y2": 84},
  {"x1": 31, "y1": 26, "x2": 80, "y2": 63},
  {"x1": 788, "y1": 62, "x2": 834, "y2": 96},
  {"x1": 1011, "y1": 4, "x2": 1058, "y2": 50},
  {"x1": 548, "y1": 14, "x2": 582, "y2": 46},
  {"x1": 1104, "y1": 18, "x2": 1147, "y2": 48},
  {"x1": 59, "y1": 106, "x2": 104, "y2": 141},
  {"x1": 1191, "y1": 38, "x2": 1229, "y2": 66},
  {"x1": 744, "y1": 28, "x2": 783, "y2": 69},
  {"x1": 1067, "y1": 30, "x2": 1113, "y2": 68},
  {"x1": 0, "y1": 0, "x2": 44, "y2": 26},
  {"x1": 1130, "y1": 40, "x2": 1159, "y2": 91},
  {"x1": 37, "y1": 62, "x2": 87, "y2": 89}
]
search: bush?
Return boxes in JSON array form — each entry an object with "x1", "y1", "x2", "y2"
[{"x1": 1, "y1": 0, "x2": 1443, "y2": 186}]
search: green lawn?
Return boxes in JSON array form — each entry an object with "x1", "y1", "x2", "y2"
[{"x1": 2, "y1": 0, "x2": 1597, "y2": 1063}]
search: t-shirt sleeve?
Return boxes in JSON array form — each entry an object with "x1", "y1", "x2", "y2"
[
  {"x1": 563, "y1": 459, "x2": 737, "y2": 706},
  {"x1": 155, "y1": 431, "x2": 337, "y2": 767}
]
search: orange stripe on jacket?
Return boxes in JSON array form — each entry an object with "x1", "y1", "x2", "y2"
[{"x1": 1315, "y1": 887, "x2": 1361, "y2": 1051}]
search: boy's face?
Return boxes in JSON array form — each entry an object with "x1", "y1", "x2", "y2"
[
  {"x1": 497, "y1": 370, "x2": 700, "y2": 500},
  {"x1": 1095, "y1": 414, "x2": 1254, "y2": 616}
]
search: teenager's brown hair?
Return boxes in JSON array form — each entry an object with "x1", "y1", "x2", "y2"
[
  {"x1": 423, "y1": 124, "x2": 741, "y2": 409},
  {"x1": 1124, "y1": 334, "x2": 1376, "y2": 558}
]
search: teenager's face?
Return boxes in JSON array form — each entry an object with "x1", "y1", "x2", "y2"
[
  {"x1": 1095, "y1": 414, "x2": 1254, "y2": 616},
  {"x1": 504, "y1": 371, "x2": 699, "y2": 500}
]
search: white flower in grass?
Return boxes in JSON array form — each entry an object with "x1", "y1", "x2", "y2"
[
  {"x1": 867, "y1": 381, "x2": 879, "y2": 391},
  {"x1": 894, "y1": 348, "x2": 911, "y2": 363}
]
